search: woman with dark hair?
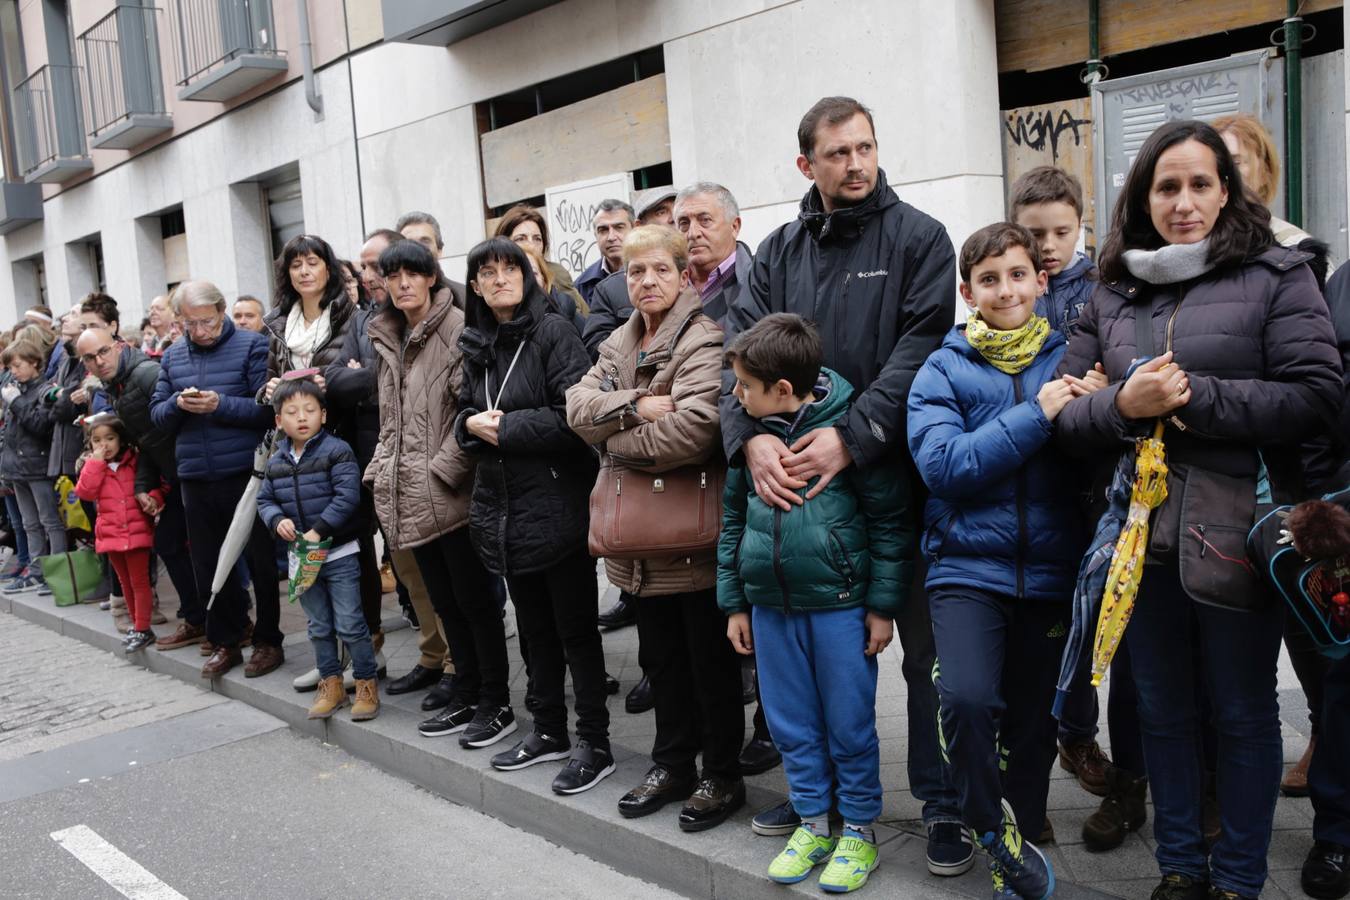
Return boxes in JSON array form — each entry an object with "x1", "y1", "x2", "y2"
[
  {"x1": 1058, "y1": 119, "x2": 1342, "y2": 900},
  {"x1": 365, "y1": 238, "x2": 512, "y2": 746},
  {"x1": 260, "y1": 234, "x2": 376, "y2": 690},
  {"x1": 495, "y1": 204, "x2": 588, "y2": 314},
  {"x1": 454, "y1": 236, "x2": 610, "y2": 795}
]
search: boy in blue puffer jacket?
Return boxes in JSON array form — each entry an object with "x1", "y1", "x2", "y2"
[
  {"x1": 908, "y1": 223, "x2": 1101, "y2": 900},
  {"x1": 719, "y1": 313, "x2": 912, "y2": 894},
  {"x1": 256, "y1": 379, "x2": 377, "y2": 722}
]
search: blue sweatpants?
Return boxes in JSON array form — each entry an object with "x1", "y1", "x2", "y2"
[{"x1": 752, "y1": 605, "x2": 881, "y2": 824}]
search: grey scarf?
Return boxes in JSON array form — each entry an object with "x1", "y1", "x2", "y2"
[{"x1": 1122, "y1": 238, "x2": 1216, "y2": 284}]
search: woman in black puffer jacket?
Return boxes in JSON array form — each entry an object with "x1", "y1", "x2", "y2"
[
  {"x1": 454, "y1": 237, "x2": 609, "y2": 796},
  {"x1": 1057, "y1": 120, "x2": 1341, "y2": 900}
]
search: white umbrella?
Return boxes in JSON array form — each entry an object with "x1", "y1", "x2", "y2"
[{"x1": 206, "y1": 431, "x2": 276, "y2": 610}]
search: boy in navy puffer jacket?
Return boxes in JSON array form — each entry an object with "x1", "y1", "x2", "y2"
[
  {"x1": 1010, "y1": 166, "x2": 1096, "y2": 340},
  {"x1": 908, "y1": 224, "x2": 1103, "y2": 900},
  {"x1": 256, "y1": 379, "x2": 377, "y2": 722}
]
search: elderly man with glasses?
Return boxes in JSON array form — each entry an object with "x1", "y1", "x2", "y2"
[{"x1": 150, "y1": 281, "x2": 280, "y2": 679}]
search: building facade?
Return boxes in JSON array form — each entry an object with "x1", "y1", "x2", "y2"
[{"x1": 0, "y1": 0, "x2": 1343, "y2": 327}]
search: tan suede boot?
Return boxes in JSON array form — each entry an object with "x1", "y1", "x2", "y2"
[
  {"x1": 308, "y1": 676, "x2": 347, "y2": 719},
  {"x1": 351, "y1": 678, "x2": 379, "y2": 721}
]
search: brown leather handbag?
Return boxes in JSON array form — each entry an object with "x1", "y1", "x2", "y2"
[{"x1": 587, "y1": 461, "x2": 725, "y2": 559}]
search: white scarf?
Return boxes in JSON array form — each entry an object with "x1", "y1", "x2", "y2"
[{"x1": 284, "y1": 304, "x2": 331, "y2": 368}]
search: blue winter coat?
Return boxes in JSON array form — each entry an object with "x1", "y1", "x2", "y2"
[
  {"x1": 906, "y1": 326, "x2": 1085, "y2": 601},
  {"x1": 149, "y1": 318, "x2": 272, "y2": 481},
  {"x1": 1037, "y1": 254, "x2": 1096, "y2": 340},
  {"x1": 256, "y1": 429, "x2": 363, "y2": 546}
]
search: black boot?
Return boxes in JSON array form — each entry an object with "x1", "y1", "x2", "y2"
[
  {"x1": 598, "y1": 592, "x2": 637, "y2": 630},
  {"x1": 625, "y1": 675, "x2": 654, "y2": 713},
  {"x1": 1082, "y1": 765, "x2": 1148, "y2": 851}
]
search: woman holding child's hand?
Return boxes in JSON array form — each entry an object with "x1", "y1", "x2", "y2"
[{"x1": 1055, "y1": 120, "x2": 1341, "y2": 900}]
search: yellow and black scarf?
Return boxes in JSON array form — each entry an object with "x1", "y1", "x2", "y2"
[{"x1": 964, "y1": 312, "x2": 1051, "y2": 375}]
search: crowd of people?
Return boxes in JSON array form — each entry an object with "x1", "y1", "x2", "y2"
[{"x1": 0, "y1": 96, "x2": 1347, "y2": 900}]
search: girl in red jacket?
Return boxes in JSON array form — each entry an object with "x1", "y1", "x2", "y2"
[{"x1": 74, "y1": 414, "x2": 164, "y2": 653}]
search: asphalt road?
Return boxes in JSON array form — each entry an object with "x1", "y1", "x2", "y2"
[{"x1": 0, "y1": 610, "x2": 682, "y2": 900}]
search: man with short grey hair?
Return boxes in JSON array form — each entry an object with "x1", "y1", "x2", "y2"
[
  {"x1": 574, "y1": 199, "x2": 635, "y2": 306},
  {"x1": 150, "y1": 281, "x2": 280, "y2": 680},
  {"x1": 396, "y1": 211, "x2": 444, "y2": 257},
  {"x1": 582, "y1": 183, "x2": 750, "y2": 357}
]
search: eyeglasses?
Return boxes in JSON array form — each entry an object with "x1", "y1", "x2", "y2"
[
  {"x1": 78, "y1": 344, "x2": 117, "y2": 365},
  {"x1": 183, "y1": 315, "x2": 221, "y2": 331}
]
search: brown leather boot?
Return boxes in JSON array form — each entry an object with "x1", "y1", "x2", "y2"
[
  {"x1": 1281, "y1": 736, "x2": 1315, "y2": 797},
  {"x1": 351, "y1": 678, "x2": 379, "y2": 721},
  {"x1": 1082, "y1": 765, "x2": 1148, "y2": 851},
  {"x1": 309, "y1": 676, "x2": 347, "y2": 719},
  {"x1": 1058, "y1": 738, "x2": 1111, "y2": 796},
  {"x1": 201, "y1": 645, "x2": 243, "y2": 678},
  {"x1": 245, "y1": 644, "x2": 284, "y2": 678},
  {"x1": 156, "y1": 621, "x2": 205, "y2": 651}
]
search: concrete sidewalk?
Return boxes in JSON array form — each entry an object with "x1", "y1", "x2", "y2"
[{"x1": 1, "y1": 570, "x2": 1317, "y2": 899}]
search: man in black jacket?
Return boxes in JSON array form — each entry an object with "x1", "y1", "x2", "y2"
[
  {"x1": 76, "y1": 326, "x2": 200, "y2": 649},
  {"x1": 719, "y1": 96, "x2": 968, "y2": 868}
]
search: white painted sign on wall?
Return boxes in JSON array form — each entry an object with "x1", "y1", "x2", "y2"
[{"x1": 545, "y1": 172, "x2": 633, "y2": 280}]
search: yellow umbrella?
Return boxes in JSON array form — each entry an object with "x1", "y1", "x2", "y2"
[{"x1": 1091, "y1": 421, "x2": 1169, "y2": 685}]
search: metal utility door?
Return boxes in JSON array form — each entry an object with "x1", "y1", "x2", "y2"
[{"x1": 1092, "y1": 50, "x2": 1283, "y2": 245}]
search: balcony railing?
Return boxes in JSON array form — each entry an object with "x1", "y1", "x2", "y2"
[
  {"x1": 170, "y1": 0, "x2": 287, "y2": 102},
  {"x1": 78, "y1": 4, "x2": 172, "y2": 149},
  {"x1": 12, "y1": 64, "x2": 93, "y2": 183}
]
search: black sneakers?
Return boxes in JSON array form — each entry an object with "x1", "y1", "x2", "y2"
[
  {"x1": 551, "y1": 739, "x2": 616, "y2": 795},
  {"x1": 418, "y1": 702, "x2": 476, "y2": 738},
  {"x1": 491, "y1": 731, "x2": 572, "y2": 771},
  {"x1": 926, "y1": 821, "x2": 975, "y2": 876},
  {"x1": 459, "y1": 705, "x2": 517, "y2": 749}
]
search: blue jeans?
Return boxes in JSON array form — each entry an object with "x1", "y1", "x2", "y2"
[
  {"x1": 753, "y1": 605, "x2": 882, "y2": 824},
  {"x1": 299, "y1": 554, "x2": 376, "y2": 680},
  {"x1": 4, "y1": 491, "x2": 30, "y2": 568},
  {"x1": 1127, "y1": 565, "x2": 1282, "y2": 898},
  {"x1": 1309, "y1": 654, "x2": 1350, "y2": 847}
]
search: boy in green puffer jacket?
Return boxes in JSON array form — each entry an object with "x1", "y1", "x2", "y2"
[{"x1": 718, "y1": 313, "x2": 913, "y2": 894}]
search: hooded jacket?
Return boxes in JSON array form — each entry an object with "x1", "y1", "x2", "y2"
[
  {"x1": 566, "y1": 288, "x2": 723, "y2": 596},
  {"x1": 1, "y1": 377, "x2": 54, "y2": 480},
  {"x1": 1039, "y1": 254, "x2": 1096, "y2": 340},
  {"x1": 455, "y1": 285, "x2": 596, "y2": 576},
  {"x1": 74, "y1": 450, "x2": 164, "y2": 553},
  {"x1": 717, "y1": 368, "x2": 913, "y2": 616},
  {"x1": 257, "y1": 429, "x2": 363, "y2": 547},
  {"x1": 101, "y1": 346, "x2": 177, "y2": 494},
  {"x1": 149, "y1": 317, "x2": 272, "y2": 481},
  {"x1": 1057, "y1": 247, "x2": 1341, "y2": 502},
  {"x1": 582, "y1": 242, "x2": 750, "y2": 359},
  {"x1": 908, "y1": 327, "x2": 1085, "y2": 601},
  {"x1": 720, "y1": 169, "x2": 954, "y2": 468},
  {"x1": 365, "y1": 286, "x2": 472, "y2": 550}
]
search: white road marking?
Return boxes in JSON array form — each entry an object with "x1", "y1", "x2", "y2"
[{"x1": 50, "y1": 825, "x2": 187, "y2": 899}]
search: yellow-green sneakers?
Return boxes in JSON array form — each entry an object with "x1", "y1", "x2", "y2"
[
  {"x1": 767, "y1": 826, "x2": 838, "y2": 884},
  {"x1": 818, "y1": 830, "x2": 880, "y2": 893}
]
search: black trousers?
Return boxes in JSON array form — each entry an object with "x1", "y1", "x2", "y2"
[
  {"x1": 636, "y1": 588, "x2": 744, "y2": 780},
  {"x1": 357, "y1": 487, "x2": 382, "y2": 635},
  {"x1": 507, "y1": 550, "x2": 609, "y2": 747},
  {"x1": 155, "y1": 483, "x2": 199, "y2": 624},
  {"x1": 412, "y1": 528, "x2": 508, "y2": 707},
  {"x1": 181, "y1": 474, "x2": 282, "y2": 648}
]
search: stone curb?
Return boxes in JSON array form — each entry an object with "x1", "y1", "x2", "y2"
[{"x1": 3, "y1": 587, "x2": 1113, "y2": 899}]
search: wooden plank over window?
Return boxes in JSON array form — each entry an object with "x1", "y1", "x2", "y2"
[
  {"x1": 480, "y1": 74, "x2": 670, "y2": 209},
  {"x1": 997, "y1": 0, "x2": 1342, "y2": 73}
]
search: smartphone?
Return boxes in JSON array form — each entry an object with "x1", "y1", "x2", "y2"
[{"x1": 180, "y1": 388, "x2": 202, "y2": 398}]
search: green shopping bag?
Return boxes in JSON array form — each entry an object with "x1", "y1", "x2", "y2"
[{"x1": 36, "y1": 549, "x2": 104, "y2": 608}]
